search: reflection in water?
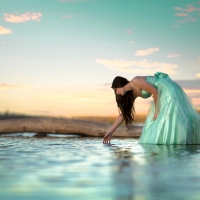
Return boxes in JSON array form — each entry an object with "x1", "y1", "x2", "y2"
[
  {"x1": 138, "y1": 144, "x2": 200, "y2": 200},
  {"x1": 110, "y1": 145, "x2": 134, "y2": 200},
  {"x1": 108, "y1": 142, "x2": 200, "y2": 200},
  {"x1": 1, "y1": 135, "x2": 200, "y2": 200}
]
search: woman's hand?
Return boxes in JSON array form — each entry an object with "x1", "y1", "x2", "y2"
[
  {"x1": 103, "y1": 115, "x2": 123, "y2": 145},
  {"x1": 103, "y1": 132, "x2": 112, "y2": 144},
  {"x1": 153, "y1": 113, "x2": 158, "y2": 120}
]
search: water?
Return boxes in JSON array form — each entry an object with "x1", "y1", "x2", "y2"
[{"x1": 1, "y1": 133, "x2": 200, "y2": 200}]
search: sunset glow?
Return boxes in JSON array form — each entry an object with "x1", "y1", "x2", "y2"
[{"x1": 0, "y1": 0, "x2": 200, "y2": 117}]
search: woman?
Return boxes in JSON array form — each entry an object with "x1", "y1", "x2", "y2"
[{"x1": 103, "y1": 72, "x2": 200, "y2": 144}]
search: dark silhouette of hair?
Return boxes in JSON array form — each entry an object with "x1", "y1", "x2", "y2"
[{"x1": 111, "y1": 76, "x2": 136, "y2": 129}]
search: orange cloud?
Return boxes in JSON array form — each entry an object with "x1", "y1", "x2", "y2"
[
  {"x1": 186, "y1": 5, "x2": 197, "y2": 12},
  {"x1": 183, "y1": 89, "x2": 200, "y2": 100},
  {"x1": 184, "y1": 89, "x2": 200, "y2": 93},
  {"x1": 96, "y1": 59, "x2": 178, "y2": 74},
  {"x1": 174, "y1": 7, "x2": 183, "y2": 11},
  {"x1": 192, "y1": 98, "x2": 200, "y2": 106},
  {"x1": 134, "y1": 48, "x2": 159, "y2": 56},
  {"x1": 4, "y1": 12, "x2": 42, "y2": 23},
  {"x1": 0, "y1": 84, "x2": 25, "y2": 90},
  {"x1": 176, "y1": 13, "x2": 188, "y2": 17},
  {"x1": 174, "y1": 4, "x2": 200, "y2": 13},
  {"x1": 0, "y1": 26, "x2": 11, "y2": 35},
  {"x1": 173, "y1": 4, "x2": 200, "y2": 25}
]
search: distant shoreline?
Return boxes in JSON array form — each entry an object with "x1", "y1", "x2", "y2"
[
  {"x1": 1, "y1": 110, "x2": 199, "y2": 124},
  {"x1": 0, "y1": 111, "x2": 147, "y2": 124}
]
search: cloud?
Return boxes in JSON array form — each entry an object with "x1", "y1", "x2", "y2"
[
  {"x1": 183, "y1": 88, "x2": 200, "y2": 106},
  {"x1": 185, "y1": 4, "x2": 200, "y2": 13},
  {"x1": 183, "y1": 89, "x2": 200, "y2": 99},
  {"x1": 176, "y1": 13, "x2": 188, "y2": 17},
  {"x1": 0, "y1": 84, "x2": 26, "y2": 90},
  {"x1": 0, "y1": 26, "x2": 11, "y2": 35},
  {"x1": 173, "y1": 4, "x2": 200, "y2": 25},
  {"x1": 191, "y1": 98, "x2": 200, "y2": 106},
  {"x1": 174, "y1": 7, "x2": 183, "y2": 11},
  {"x1": 96, "y1": 59, "x2": 178, "y2": 74},
  {"x1": 129, "y1": 41, "x2": 134, "y2": 44},
  {"x1": 175, "y1": 80, "x2": 200, "y2": 89},
  {"x1": 181, "y1": 86, "x2": 200, "y2": 106},
  {"x1": 177, "y1": 16, "x2": 197, "y2": 23},
  {"x1": 174, "y1": 4, "x2": 200, "y2": 13},
  {"x1": 126, "y1": 30, "x2": 133, "y2": 34},
  {"x1": 33, "y1": 110, "x2": 52, "y2": 114},
  {"x1": 134, "y1": 48, "x2": 159, "y2": 56},
  {"x1": 196, "y1": 73, "x2": 200, "y2": 77},
  {"x1": 198, "y1": 55, "x2": 200, "y2": 61},
  {"x1": 167, "y1": 54, "x2": 180, "y2": 58},
  {"x1": 4, "y1": 12, "x2": 42, "y2": 23}
]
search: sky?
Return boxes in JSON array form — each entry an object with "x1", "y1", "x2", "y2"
[{"x1": 0, "y1": 0, "x2": 200, "y2": 117}]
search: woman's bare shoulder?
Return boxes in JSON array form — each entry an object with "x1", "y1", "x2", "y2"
[{"x1": 132, "y1": 76, "x2": 146, "y2": 83}]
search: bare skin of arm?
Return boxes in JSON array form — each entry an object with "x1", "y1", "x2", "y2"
[
  {"x1": 131, "y1": 77, "x2": 158, "y2": 120},
  {"x1": 103, "y1": 115, "x2": 124, "y2": 144}
]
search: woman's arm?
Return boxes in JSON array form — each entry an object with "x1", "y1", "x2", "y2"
[
  {"x1": 133, "y1": 77, "x2": 158, "y2": 120},
  {"x1": 103, "y1": 115, "x2": 124, "y2": 144}
]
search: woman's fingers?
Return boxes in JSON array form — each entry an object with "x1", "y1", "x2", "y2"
[
  {"x1": 103, "y1": 140, "x2": 109, "y2": 144},
  {"x1": 103, "y1": 134, "x2": 111, "y2": 144},
  {"x1": 103, "y1": 137, "x2": 110, "y2": 144}
]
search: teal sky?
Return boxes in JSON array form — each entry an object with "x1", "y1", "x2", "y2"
[{"x1": 0, "y1": 0, "x2": 200, "y2": 117}]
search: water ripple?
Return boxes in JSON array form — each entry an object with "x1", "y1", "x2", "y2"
[{"x1": 1, "y1": 135, "x2": 200, "y2": 199}]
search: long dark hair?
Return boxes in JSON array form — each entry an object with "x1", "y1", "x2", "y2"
[{"x1": 111, "y1": 76, "x2": 136, "y2": 129}]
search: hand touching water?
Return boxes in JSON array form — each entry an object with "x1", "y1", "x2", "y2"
[
  {"x1": 103, "y1": 132, "x2": 112, "y2": 144},
  {"x1": 102, "y1": 115, "x2": 124, "y2": 144}
]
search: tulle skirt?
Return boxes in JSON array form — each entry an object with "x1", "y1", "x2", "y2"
[{"x1": 138, "y1": 75, "x2": 200, "y2": 144}]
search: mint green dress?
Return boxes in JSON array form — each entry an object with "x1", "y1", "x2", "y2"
[{"x1": 138, "y1": 72, "x2": 200, "y2": 144}]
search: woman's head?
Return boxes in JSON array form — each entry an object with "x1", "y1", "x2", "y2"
[
  {"x1": 111, "y1": 76, "x2": 129, "y2": 89},
  {"x1": 111, "y1": 76, "x2": 136, "y2": 129}
]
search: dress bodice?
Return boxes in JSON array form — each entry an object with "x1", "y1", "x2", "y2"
[
  {"x1": 140, "y1": 72, "x2": 169, "y2": 99},
  {"x1": 141, "y1": 76, "x2": 156, "y2": 99},
  {"x1": 141, "y1": 90, "x2": 152, "y2": 99}
]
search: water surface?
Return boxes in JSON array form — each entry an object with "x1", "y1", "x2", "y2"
[{"x1": 1, "y1": 133, "x2": 200, "y2": 200}]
